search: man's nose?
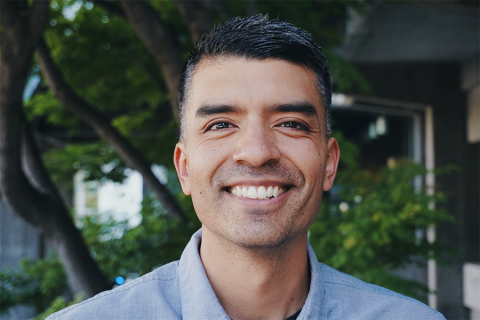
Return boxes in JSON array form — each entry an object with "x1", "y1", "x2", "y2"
[{"x1": 232, "y1": 125, "x2": 281, "y2": 167}]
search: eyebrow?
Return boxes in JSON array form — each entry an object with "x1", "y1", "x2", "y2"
[
  {"x1": 266, "y1": 102, "x2": 318, "y2": 117},
  {"x1": 194, "y1": 101, "x2": 318, "y2": 118},
  {"x1": 195, "y1": 104, "x2": 242, "y2": 118}
]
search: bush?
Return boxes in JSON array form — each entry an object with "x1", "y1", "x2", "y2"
[
  {"x1": 309, "y1": 133, "x2": 455, "y2": 301},
  {"x1": 0, "y1": 254, "x2": 68, "y2": 316}
]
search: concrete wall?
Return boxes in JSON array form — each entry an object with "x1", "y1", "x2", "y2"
[
  {"x1": 464, "y1": 263, "x2": 480, "y2": 320},
  {"x1": 0, "y1": 199, "x2": 41, "y2": 319},
  {"x1": 353, "y1": 62, "x2": 480, "y2": 319}
]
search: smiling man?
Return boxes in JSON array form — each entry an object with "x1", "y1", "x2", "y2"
[{"x1": 48, "y1": 16, "x2": 445, "y2": 320}]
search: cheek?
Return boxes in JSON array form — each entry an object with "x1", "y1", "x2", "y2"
[
  {"x1": 188, "y1": 139, "x2": 233, "y2": 196},
  {"x1": 284, "y1": 139, "x2": 325, "y2": 223},
  {"x1": 280, "y1": 137, "x2": 325, "y2": 183}
]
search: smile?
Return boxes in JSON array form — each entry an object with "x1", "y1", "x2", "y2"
[{"x1": 229, "y1": 185, "x2": 287, "y2": 200}]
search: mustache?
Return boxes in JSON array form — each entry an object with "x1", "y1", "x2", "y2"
[{"x1": 212, "y1": 162, "x2": 305, "y2": 187}]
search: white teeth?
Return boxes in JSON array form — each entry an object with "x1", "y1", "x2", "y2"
[
  {"x1": 257, "y1": 186, "x2": 266, "y2": 199},
  {"x1": 273, "y1": 186, "x2": 279, "y2": 198},
  {"x1": 266, "y1": 186, "x2": 273, "y2": 198},
  {"x1": 230, "y1": 185, "x2": 286, "y2": 200},
  {"x1": 248, "y1": 186, "x2": 256, "y2": 199}
]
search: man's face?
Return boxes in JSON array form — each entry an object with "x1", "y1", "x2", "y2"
[{"x1": 174, "y1": 57, "x2": 339, "y2": 248}]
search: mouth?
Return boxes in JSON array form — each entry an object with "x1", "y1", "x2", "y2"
[{"x1": 225, "y1": 185, "x2": 290, "y2": 200}]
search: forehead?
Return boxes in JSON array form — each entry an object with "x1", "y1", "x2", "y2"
[{"x1": 184, "y1": 57, "x2": 322, "y2": 122}]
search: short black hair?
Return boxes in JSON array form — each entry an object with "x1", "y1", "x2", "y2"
[{"x1": 178, "y1": 15, "x2": 332, "y2": 141}]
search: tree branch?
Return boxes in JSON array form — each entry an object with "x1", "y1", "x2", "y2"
[
  {"x1": 0, "y1": 2, "x2": 21, "y2": 28},
  {"x1": 172, "y1": 0, "x2": 213, "y2": 44},
  {"x1": 121, "y1": 0, "x2": 184, "y2": 123},
  {"x1": 36, "y1": 38, "x2": 189, "y2": 223},
  {"x1": 92, "y1": 0, "x2": 126, "y2": 19},
  {"x1": 21, "y1": 121, "x2": 111, "y2": 297},
  {"x1": 0, "y1": 1, "x2": 39, "y2": 228},
  {"x1": 21, "y1": 116, "x2": 60, "y2": 200},
  {"x1": 0, "y1": 113, "x2": 42, "y2": 228},
  {"x1": 29, "y1": 0, "x2": 50, "y2": 42}
]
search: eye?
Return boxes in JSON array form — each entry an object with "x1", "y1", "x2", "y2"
[
  {"x1": 207, "y1": 122, "x2": 233, "y2": 131},
  {"x1": 280, "y1": 121, "x2": 309, "y2": 132}
]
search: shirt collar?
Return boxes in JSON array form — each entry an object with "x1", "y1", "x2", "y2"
[{"x1": 178, "y1": 229, "x2": 325, "y2": 320}]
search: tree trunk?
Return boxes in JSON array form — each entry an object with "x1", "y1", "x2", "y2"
[
  {"x1": 0, "y1": 1, "x2": 110, "y2": 298},
  {"x1": 36, "y1": 39, "x2": 188, "y2": 223}
]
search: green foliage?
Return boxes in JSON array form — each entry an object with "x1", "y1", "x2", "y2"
[
  {"x1": 81, "y1": 194, "x2": 200, "y2": 283},
  {"x1": 331, "y1": 130, "x2": 360, "y2": 173},
  {"x1": 40, "y1": 119, "x2": 179, "y2": 196},
  {"x1": 42, "y1": 141, "x2": 129, "y2": 192},
  {"x1": 324, "y1": 49, "x2": 373, "y2": 94},
  {"x1": 309, "y1": 133, "x2": 454, "y2": 301},
  {"x1": 78, "y1": 165, "x2": 198, "y2": 284},
  {"x1": 0, "y1": 254, "x2": 68, "y2": 315},
  {"x1": 33, "y1": 294, "x2": 84, "y2": 320},
  {"x1": 0, "y1": 184, "x2": 199, "y2": 317},
  {"x1": 127, "y1": 119, "x2": 180, "y2": 170},
  {"x1": 45, "y1": 0, "x2": 169, "y2": 113},
  {"x1": 28, "y1": 0, "x2": 175, "y2": 149},
  {"x1": 25, "y1": 91, "x2": 80, "y2": 129}
]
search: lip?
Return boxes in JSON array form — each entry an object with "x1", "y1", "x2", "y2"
[{"x1": 222, "y1": 179, "x2": 293, "y2": 188}]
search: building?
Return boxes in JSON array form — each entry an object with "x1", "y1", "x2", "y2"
[{"x1": 340, "y1": 2, "x2": 479, "y2": 318}]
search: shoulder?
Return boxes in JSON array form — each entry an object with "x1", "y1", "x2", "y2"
[
  {"x1": 318, "y1": 263, "x2": 445, "y2": 320},
  {"x1": 47, "y1": 261, "x2": 182, "y2": 320}
]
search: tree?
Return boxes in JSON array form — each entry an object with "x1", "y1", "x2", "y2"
[
  {"x1": 36, "y1": 38, "x2": 188, "y2": 223},
  {"x1": 1, "y1": 0, "x2": 372, "y2": 307},
  {"x1": 0, "y1": 1, "x2": 109, "y2": 297}
]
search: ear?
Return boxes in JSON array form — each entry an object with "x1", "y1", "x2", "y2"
[
  {"x1": 174, "y1": 141, "x2": 191, "y2": 195},
  {"x1": 323, "y1": 137, "x2": 340, "y2": 192}
]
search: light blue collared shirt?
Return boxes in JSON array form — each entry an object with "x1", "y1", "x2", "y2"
[{"x1": 48, "y1": 229, "x2": 445, "y2": 319}]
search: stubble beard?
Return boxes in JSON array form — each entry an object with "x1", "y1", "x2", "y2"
[{"x1": 195, "y1": 161, "x2": 315, "y2": 251}]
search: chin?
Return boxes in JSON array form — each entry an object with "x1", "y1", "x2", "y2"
[
  {"x1": 198, "y1": 201, "x2": 314, "y2": 250},
  {"x1": 225, "y1": 223, "x2": 301, "y2": 249}
]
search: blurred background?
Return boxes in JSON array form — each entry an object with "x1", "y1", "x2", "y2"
[{"x1": 0, "y1": 1, "x2": 478, "y2": 319}]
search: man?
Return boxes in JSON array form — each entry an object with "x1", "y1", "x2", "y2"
[{"x1": 48, "y1": 16, "x2": 445, "y2": 320}]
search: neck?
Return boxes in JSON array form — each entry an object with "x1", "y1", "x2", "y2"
[{"x1": 200, "y1": 227, "x2": 310, "y2": 320}]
